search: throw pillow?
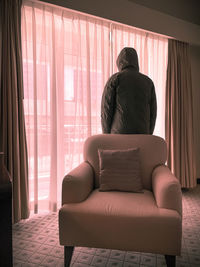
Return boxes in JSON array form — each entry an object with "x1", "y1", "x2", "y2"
[{"x1": 98, "y1": 148, "x2": 143, "y2": 192}]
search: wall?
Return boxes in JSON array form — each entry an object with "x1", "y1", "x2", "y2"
[
  {"x1": 42, "y1": 0, "x2": 200, "y2": 45},
  {"x1": 128, "y1": 0, "x2": 200, "y2": 26},
  {"x1": 0, "y1": 9, "x2": 1, "y2": 85},
  {"x1": 41, "y1": 0, "x2": 200, "y2": 177}
]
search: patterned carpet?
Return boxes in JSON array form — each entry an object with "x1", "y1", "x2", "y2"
[{"x1": 13, "y1": 185, "x2": 200, "y2": 267}]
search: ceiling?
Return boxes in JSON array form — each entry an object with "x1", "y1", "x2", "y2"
[{"x1": 128, "y1": 0, "x2": 200, "y2": 25}]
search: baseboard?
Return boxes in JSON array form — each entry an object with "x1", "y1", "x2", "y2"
[{"x1": 182, "y1": 179, "x2": 200, "y2": 191}]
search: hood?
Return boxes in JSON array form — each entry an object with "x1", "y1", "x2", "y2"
[{"x1": 116, "y1": 47, "x2": 139, "y2": 71}]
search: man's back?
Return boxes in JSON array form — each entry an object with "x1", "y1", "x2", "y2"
[{"x1": 101, "y1": 47, "x2": 157, "y2": 134}]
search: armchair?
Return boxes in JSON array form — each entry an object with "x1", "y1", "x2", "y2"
[{"x1": 59, "y1": 134, "x2": 182, "y2": 267}]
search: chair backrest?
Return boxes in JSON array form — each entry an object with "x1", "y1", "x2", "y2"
[{"x1": 83, "y1": 134, "x2": 167, "y2": 190}]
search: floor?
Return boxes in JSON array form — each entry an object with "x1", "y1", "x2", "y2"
[{"x1": 13, "y1": 185, "x2": 200, "y2": 267}]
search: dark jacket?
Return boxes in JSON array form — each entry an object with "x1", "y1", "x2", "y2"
[{"x1": 101, "y1": 47, "x2": 157, "y2": 134}]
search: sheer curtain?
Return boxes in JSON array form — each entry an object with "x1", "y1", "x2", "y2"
[
  {"x1": 21, "y1": 0, "x2": 168, "y2": 213},
  {"x1": 21, "y1": 1, "x2": 110, "y2": 212}
]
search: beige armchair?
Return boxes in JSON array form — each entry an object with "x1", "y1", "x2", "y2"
[{"x1": 59, "y1": 134, "x2": 182, "y2": 267}]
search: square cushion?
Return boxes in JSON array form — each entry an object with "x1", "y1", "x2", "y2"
[{"x1": 98, "y1": 148, "x2": 143, "y2": 192}]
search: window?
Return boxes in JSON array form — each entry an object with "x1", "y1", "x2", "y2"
[
  {"x1": 21, "y1": 0, "x2": 168, "y2": 213},
  {"x1": 64, "y1": 67, "x2": 75, "y2": 101}
]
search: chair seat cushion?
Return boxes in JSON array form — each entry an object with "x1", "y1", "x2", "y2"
[{"x1": 59, "y1": 189, "x2": 181, "y2": 255}]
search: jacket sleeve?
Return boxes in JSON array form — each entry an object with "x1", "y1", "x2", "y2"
[
  {"x1": 150, "y1": 83, "x2": 157, "y2": 134},
  {"x1": 101, "y1": 75, "x2": 117, "y2": 133}
]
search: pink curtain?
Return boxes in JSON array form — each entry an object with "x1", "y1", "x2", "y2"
[
  {"x1": 21, "y1": 0, "x2": 168, "y2": 213},
  {"x1": 165, "y1": 39, "x2": 196, "y2": 188},
  {"x1": 21, "y1": 1, "x2": 110, "y2": 212},
  {"x1": 0, "y1": 0, "x2": 29, "y2": 223}
]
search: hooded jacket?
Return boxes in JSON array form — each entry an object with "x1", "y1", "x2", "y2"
[{"x1": 101, "y1": 47, "x2": 157, "y2": 134}]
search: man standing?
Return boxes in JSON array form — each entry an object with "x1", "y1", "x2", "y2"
[{"x1": 101, "y1": 47, "x2": 157, "y2": 134}]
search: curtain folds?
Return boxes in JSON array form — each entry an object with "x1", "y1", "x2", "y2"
[
  {"x1": 165, "y1": 39, "x2": 196, "y2": 188},
  {"x1": 0, "y1": 0, "x2": 30, "y2": 222},
  {"x1": 21, "y1": 0, "x2": 168, "y2": 212},
  {"x1": 21, "y1": 1, "x2": 111, "y2": 212}
]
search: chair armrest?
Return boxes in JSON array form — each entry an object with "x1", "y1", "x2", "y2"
[
  {"x1": 62, "y1": 161, "x2": 94, "y2": 205},
  {"x1": 152, "y1": 165, "x2": 182, "y2": 216}
]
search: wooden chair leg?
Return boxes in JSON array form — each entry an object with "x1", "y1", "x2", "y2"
[
  {"x1": 64, "y1": 246, "x2": 74, "y2": 267},
  {"x1": 165, "y1": 255, "x2": 176, "y2": 267}
]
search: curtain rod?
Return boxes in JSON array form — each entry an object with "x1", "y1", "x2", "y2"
[{"x1": 23, "y1": 0, "x2": 173, "y2": 40}]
